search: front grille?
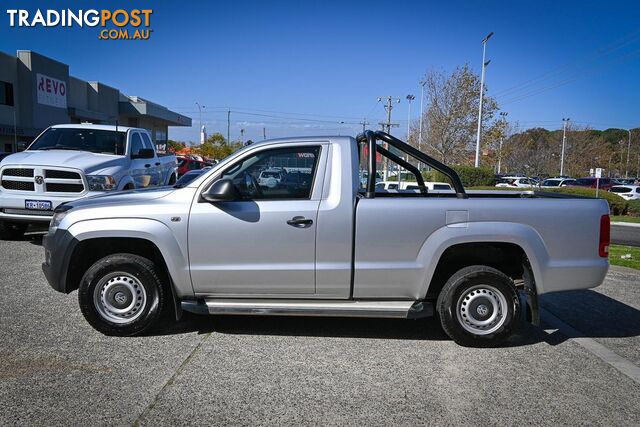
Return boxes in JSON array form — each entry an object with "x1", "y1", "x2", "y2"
[
  {"x1": 46, "y1": 183, "x2": 84, "y2": 193},
  {"x1": 2, "y1": 208, "x2": 53, "y2": 217},
  {"x1": 1, "y1": 180, "x2": 34, "y2": 191},
  {"x1": 45, "y1": 170, "x2": 81, "y2": 179},
  {"x1": 3, "y1": 168, "x2": 34, "y2": 177}
]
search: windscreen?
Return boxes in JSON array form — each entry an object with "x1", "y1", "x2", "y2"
[
  {"x1": 610, "y1": 186, "x2": 631, "y2": 193},
  {"x1": 29, "y1": 128, "x2": 126, "y2": 155},
  {"x1": 542, "y1": 179, "x2": 560, "y2": 186}
]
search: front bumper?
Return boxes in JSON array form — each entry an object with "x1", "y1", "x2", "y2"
[
  {"x1": 42, "y1": 228, "x2": 79, "y2": 293},
  {"x1": 0, "y1": 191, "x2": 103, "y2": 222}
]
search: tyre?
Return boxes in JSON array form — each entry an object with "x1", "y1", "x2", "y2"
[
  {"x1": 0, "y1": 221, "x2": 28, "y2": 240},
  {"x1": 78, "y1": 253, "x2": 165, "y2": 336},
  {"x1": 436, "y1": 265, "x2": 520, "y2": 347}
]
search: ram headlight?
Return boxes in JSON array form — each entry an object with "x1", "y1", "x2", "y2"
[
  {"x1": 87, "y1": 175, "x2": 117, "y2": 191},
  {"x1": 49, "y1": 204, "x2": 73, "y2": 232}
]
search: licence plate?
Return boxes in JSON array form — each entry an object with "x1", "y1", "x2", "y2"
[{"x1": 25, "y1": 200, "x2": 52, "y2": 210}]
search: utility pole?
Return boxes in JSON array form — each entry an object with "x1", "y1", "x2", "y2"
[
  {"x1": 240, "y1": 128, "x2": 245, "y2": 145},
  {"x1": 626, "y1": 129, "x2": 631, "y2": 178},
  {"x1": 359, "y1": 118, "x2": 370, "y2": 133},
  {"x1": 560, "y1": 117, "x2": 570, "y2": 176},
  {"x1": 377, "y1": 96, "x2": 401, "y2": 180},
  {"x1": 227, "y1": 109, "x2": 231, "y2": 144},
  {"x1": 497, "y1": 111, "x2": 508, "y2": 174},
  {"x1": 474, "y1": 31, "x2": 494, "y2": 168},
  {"x1": 263, "y1": 127, "x2": 266, "y2": 140}
]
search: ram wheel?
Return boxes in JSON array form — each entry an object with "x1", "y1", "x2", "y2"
[
  {"x1": 78, "y1": 253, "x2": 165, "y2": 336},
  {"x1": 0, "y1": 221, "x2": 28, "y2": 240},
  {"x1": 437, "y1": 265, "x2": 520, "y2": 347}
]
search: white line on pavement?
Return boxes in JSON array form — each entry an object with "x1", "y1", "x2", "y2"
[
  {"x1": 541, "y1": 307, "x2": 640, "y2": 385},
  {"x1": 612, "y1": 221, "x2": 640, "y2": 228}
]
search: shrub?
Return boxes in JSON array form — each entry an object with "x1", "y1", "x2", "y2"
[
  {"x1": 544, "y1": 187, "x2": 627, "y2": 215},
  {"x1": 432, "y1": 165, "x2": 495, "y2": 187},
  {"x1": 628, "y1": 199, "x2": 640, "y2": 216}
]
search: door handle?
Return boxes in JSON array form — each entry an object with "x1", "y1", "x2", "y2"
[
  {"x1": 287, "y1": 216, "x2": 313, "y2": 227},
  {"x1": 155, "y1": 162, "x2": 161, "y2": 166},
  {"x1": 145, "y1": 164, "x2": 151, "y2": 168}
]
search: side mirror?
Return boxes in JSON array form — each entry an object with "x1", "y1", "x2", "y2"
[
  {"x1": 201, "y1": 179, "x2": 240, "y2": 203},
  {"x1": 132, "y1": 148, "x2": 155, "y2": 159}
]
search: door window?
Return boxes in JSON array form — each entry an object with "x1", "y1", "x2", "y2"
[
  {"x1": 130, "y1": 133, "x2": 145, "y2": 157},
  {"x1": 220, "y1": 146, "x2": 320, "y2": 200}
]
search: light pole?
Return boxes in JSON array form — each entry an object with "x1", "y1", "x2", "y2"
[
  {"x1": 195, "y1": 102, "x2": 205, "y2": 144},
  {"x1": 402, "y1": 94, "x2": 415, "y2": 186},
  {"x1": 560, "y1": 118, "x2": 570, "y2": 176},
  {"x1": 474, "y1": 31, "x2": 494, "y2": 168},
  {"x1": 497, "y1": 111, "x2": 508, "y2": 174},
  {"x1": 418, "y1": 81, "x2": 426, "y2": 170},
  {"x1": 625, "y1": 129, "x2": 631, "y2": 178}
]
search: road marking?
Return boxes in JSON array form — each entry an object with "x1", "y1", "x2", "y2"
[
  {"x1": 541, "y1": 307, "x2": 640, "y2": 385},
  {"x1": 612, "y1": 221, "x2": 640, "y2": 228}
]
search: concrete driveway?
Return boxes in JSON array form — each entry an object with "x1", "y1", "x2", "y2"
[{"x1": 1, "y1": 234, "x2": 639, "y2": 425}]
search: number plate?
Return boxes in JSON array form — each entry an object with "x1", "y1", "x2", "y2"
[{"x1": 25, "y1": 200, "x2": 52, "y2": 210}]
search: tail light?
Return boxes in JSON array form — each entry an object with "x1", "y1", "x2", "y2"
[{"x1": 599, "y1": 214, "x2": 610, "y2": 257}]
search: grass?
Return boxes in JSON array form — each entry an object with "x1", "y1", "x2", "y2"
[
  {"x1": 611, "y1": 216, "x2": 640, "y2": 224},
  {"x1": 609, "y1": 245, "x2": 640, "y2": 270}
]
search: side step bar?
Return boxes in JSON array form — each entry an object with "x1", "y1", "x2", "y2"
[{"x1": 182, "y1": 299, "x2": 433, "y2": 319}]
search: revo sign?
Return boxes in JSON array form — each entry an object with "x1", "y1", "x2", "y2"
[{"x1": 36, "y1": 73, "x2": 67, "y2": 108}]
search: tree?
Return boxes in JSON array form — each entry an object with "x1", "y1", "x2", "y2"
[
  {"x1": 414, "y1": 64, "x2": 499, "y2": 164},
  {"x1": 167, "y1": 139, "x2": 185, "y2": 153}
]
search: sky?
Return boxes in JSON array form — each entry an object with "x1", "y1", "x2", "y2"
[{"x1": 1, "y1": 0, "x2": 640, "y2": 143}]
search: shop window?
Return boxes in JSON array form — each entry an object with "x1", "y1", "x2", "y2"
[{"x1": 0, "y1": 81, "x2": 14, "y2": 106}]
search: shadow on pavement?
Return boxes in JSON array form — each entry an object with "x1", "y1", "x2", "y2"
[{"x1": 148, "y1": 289, "x2": 640, "y2": 347}]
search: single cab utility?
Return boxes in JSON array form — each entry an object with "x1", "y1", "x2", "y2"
[
  {"x1": 42, "y1": 131, "x2": 610, "y2": 346},
  {"x1": 0, "y1": 124, "x2": 177, "y2": 238}
]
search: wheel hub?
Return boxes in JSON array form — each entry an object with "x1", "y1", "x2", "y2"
[
  {"x1": 456, "y1": 285, "x2": 508, "y2": 335},
  {"x1": 93, "y1": 273, "x2": 147, "y2": 324}
]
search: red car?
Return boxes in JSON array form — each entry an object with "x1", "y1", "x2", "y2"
[
  {"x1": 570, "y1": 177, "x2": 613, "y2": 191},
  {"x1": 177, "y1": 157, "x2": 211, "y2": 176}
]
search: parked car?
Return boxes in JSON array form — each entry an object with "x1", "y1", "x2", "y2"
[
  {"x1": 257, "y1": 168, "x2": 284, "y2": 188},
  {"x1": 0, "y1": 124, "x2": 177, "y2": 239},
  {"x1": 540, "y1": 178, "x2": 575, "y2": 188},
  {"x1": 42, "y1": 131, "x2": 609, "y2": 347},
  {"x1": 570, "y1": 177, "x2": 613, "y2": 191},
  {"x1": 495, "y1": 177, "x2": 536, "y2": 188},
  {"x1": 610, "y1": 185, "x2": 640, "y2": 201},
  {"x1": 375, "y1": 181, "x2": 453, "y2": 191},
  {"x1": 177, "y1": 156, "x2": 212, "y2": 177}
]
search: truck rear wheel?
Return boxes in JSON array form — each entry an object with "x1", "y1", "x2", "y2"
[
  {"x1": 78, "y1": 253, "x2": 165, "y2": 336},
  {"x1": 0, "y1": 221, "x2": 28, "y2": 240},
  {"x1": 436, "y1": 265, "x2": 520, "y2": 347}
]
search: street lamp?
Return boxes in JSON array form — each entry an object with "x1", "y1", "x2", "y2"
[
  {"x1": 418, "y1": 81, "x2": 427, "y2": 170},
  {"x1": 560, "y1": 118, "x2": 570, "y2": 176},
  {"x1": 402, "y1": 94, "x2": 415, "y2": 186},
  {"x1": 195, "y1": 102, "x2": 205, "y2": 144},
  {"x1": 474, "y1": 31, "x2": 494, "y2": 168}
]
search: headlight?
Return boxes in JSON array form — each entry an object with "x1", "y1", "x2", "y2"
[
  {"x1": 49, "y1": 205, "x2": 73, "y2": 232},
  {"x1": 87, "y1": 175, "x2": 117, "y2": 191}
]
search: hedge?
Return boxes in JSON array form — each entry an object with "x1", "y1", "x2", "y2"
[{"x1": 467, "y1": 186, "x2": 628, "y2": 215}]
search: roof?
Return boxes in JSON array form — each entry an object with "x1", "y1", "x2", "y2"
[{"x1": 51, "y1": 124, "x2": 140, "y2": 132}]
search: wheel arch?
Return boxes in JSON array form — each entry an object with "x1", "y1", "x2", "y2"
[{"x1": 418, "y1": 222, "x2": 549, "y2": 299}]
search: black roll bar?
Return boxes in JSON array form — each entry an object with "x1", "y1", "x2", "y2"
[
  {"x1": 376, "y1": 145, "x2": 427, "y2": 194},
  {"x1": 356, "y1": 130, "x2": 467, "y2": 199}
]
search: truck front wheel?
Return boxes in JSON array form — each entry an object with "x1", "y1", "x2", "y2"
[
  {"x1": 436, "y1": 265, "x2": 520, "y2": 347},
  {"x1": 78, "y1": 253, "x2": 166, "y2": 336},
  {"x1": 0, "y1": 221, "x2": 28, "y2": 240}
]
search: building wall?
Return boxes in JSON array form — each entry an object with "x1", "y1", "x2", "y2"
[{"x1": 0, "y1": 52, "x2": 19, "y2": 151}]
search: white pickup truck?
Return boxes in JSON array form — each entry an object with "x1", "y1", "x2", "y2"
[{"x1": 0, "y1": 124, "x2": 177, "y2": 239}]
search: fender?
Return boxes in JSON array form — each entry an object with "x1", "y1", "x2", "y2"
[
  {"x1": 416, "y1": 221, "x2": 549, "y2": 298},
  {"x1": 118, "y1": 175, "x2": 136, "y2": 190},
  {"x1": 66, "y1": 218, "x2": 194, "y2": 298}
]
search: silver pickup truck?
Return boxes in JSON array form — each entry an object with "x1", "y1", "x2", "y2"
[
  {"x1": 42, "y1": 131, "x2": 610, "y2": 346},
  {"x1": 0, "y1": 124, "x2": 177, "y2": 239}
]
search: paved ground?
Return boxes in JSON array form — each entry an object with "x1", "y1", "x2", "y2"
[
  {"x1": 612, "y1": 222, "x2": 640, "y2": 247},
  {"x1": 1, "y1": 233, "x2": 639, "y2": 426}
]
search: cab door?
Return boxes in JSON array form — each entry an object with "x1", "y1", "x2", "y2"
[{"x1": 188, "y1": 143, "x2": 326, "y2": 296}]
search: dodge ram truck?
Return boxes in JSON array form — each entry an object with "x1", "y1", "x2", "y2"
[
  {"x1": 0, "y1": 124, "x2": 177, "y2": 239},
  {"x1": 41, "y1": 131, "x2": 610, "y2": 346}
]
